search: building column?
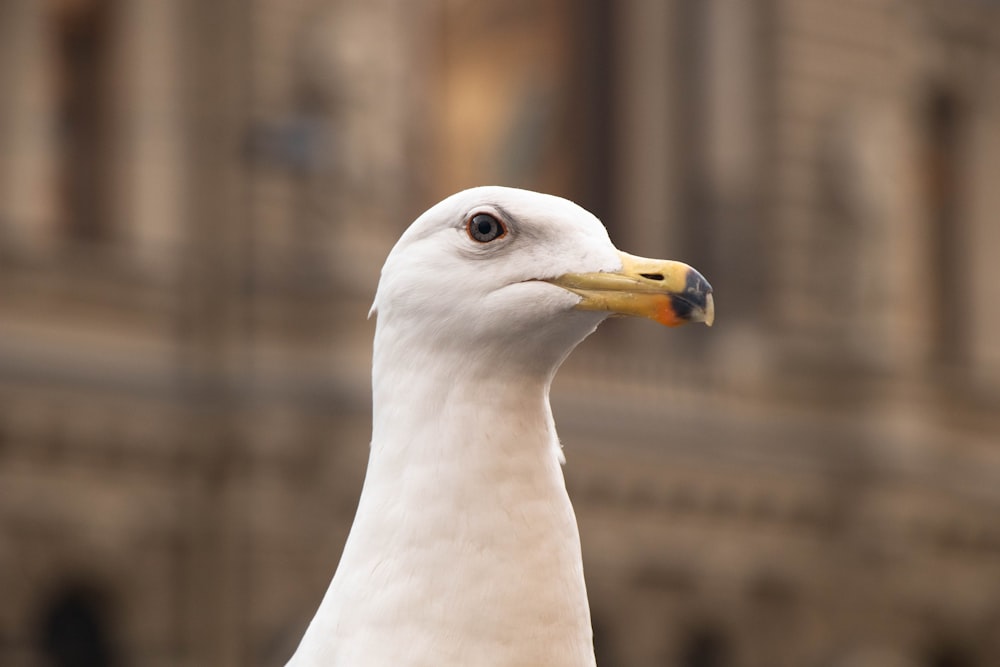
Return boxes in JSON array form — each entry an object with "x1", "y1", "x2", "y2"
[{"x1": 116, "y1": 0, "x2": 185, "y2": 273}]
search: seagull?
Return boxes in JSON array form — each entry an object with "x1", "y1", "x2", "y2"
[{"x1": 287, "y1": 186, "x2": 713, "y2": 666}]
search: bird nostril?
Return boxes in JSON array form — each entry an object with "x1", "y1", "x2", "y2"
[{"x1": 639, "y1": 273, "x2": 664, "y2": 281}]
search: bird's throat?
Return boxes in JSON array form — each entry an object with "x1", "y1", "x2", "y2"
[{"x1": 294, "y1": 355, "x2": 596, "y2": 666}]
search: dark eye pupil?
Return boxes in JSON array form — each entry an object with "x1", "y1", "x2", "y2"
[{"x1": 469, "y1": 213, "x2": 503, "y2": 242}]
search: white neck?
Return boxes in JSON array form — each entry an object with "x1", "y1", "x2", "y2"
[{"x1": 288, "y1": 322, "x2": 596, "y2": 667}]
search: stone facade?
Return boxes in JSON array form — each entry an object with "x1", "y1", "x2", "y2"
[{"x1": 1, "y1": 1, "x2": 998, "y2": 666}]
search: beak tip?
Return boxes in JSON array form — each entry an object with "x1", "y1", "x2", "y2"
[{"x1": 549, "y1": 254, "x2": 715, "y2": 329}]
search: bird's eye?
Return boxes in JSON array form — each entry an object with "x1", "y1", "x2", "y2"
[{"x1": 467, "y1": 213, "x2": 506, "y2": 243}]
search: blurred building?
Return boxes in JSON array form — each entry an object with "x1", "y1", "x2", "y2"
[{"x1": 1, "y1": 1, "x2": 999, "y2": 666}]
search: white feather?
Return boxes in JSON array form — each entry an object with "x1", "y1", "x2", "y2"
[{"x1": 288, "y1": 187, "x2": 624, "y2": 666}]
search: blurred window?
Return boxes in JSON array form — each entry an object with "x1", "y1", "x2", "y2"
[
  {"x1": 48, "y1": 0, "x2": 114, "y2": 242},
  {"x1": 674, "y1": 0, "x2": 714, "y2": 275},
  {"x1": 922, "y1": 88, "x2": 966, "y2": 366},
  {"x1": 573, "y1": 0, "x2": 616, "y2": 235}
]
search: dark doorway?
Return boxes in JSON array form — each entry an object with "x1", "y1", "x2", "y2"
[
  {"x1": 925, "y1": 640, "x2": 976, "y2": 667},
  {"x1": 37, "y1": 583, "x2": 117, "y2": 667},
  {"x1": 678, "y1": 626, "x2": 730, "y2": 667}
]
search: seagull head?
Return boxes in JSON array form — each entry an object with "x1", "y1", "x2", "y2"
[{"x1": 371, "y1": 186, "x2": 713, "y2": 375}]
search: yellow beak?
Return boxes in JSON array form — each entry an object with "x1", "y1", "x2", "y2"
[{"x1": 545, "y1": 251, "x2": 714, "y2": 327}]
